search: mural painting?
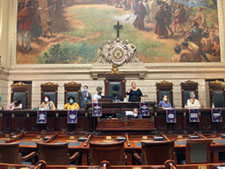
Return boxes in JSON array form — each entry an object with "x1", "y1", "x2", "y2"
[{"x1": 16, "y1": 0, "x2": 220, "y2": 64}]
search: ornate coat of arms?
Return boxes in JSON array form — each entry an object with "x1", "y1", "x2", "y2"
[{"x1": 96, "y1": 38, "x2": 140, "y2": 65}]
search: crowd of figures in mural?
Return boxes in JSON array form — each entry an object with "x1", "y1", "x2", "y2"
[{"x1": 16, "y1": 0, "x2": 220, "y2": 64}]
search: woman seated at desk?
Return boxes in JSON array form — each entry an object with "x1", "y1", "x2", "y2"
[
  {"x1": 186, "y1": 91, "x2": 201, "y2": 109},
  {"x1": 39, "y1": 95, "x2": 56, "y2": 110},
  {"x1": 126, "y1": 81, "x2": 143, "y2": 102},
  {"x1": 158, "y1": 95, "x2": 172, "y2": 109},
  {"x1": 7, "y1": 98, "x2": 22, "y2": 110},
  {"x1": 65, "y1": 96, "x2": 80, "y2": 110}
]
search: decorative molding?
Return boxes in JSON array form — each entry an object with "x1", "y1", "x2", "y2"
[
  {"x1": 107, "y1": 65, "x2": 122, "y2": 75},
  {"x1": 181, "y1": 80, "x2": 198, "y2": 85},
  {"x1": 156, "y1": 80, "x2": 173, "y2": 86},
  {"x1": 11, "y1": 81, "x2": 28, "y2": 87},
  {"x1": 209, "y1": 80, "x2": 225, "y2": 86},
  {"x1": 64, "y1": 81, "x2": 81, "y2": 87},
  {"x1": 41, "y1": 82, "x2": 58, "y2": 87}
]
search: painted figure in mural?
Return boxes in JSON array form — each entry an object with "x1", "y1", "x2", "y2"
[
  {"x1": 17, "y1": 2, "x2": 25, "y2": 48},
  {"x1": 180, "y1": 40, "x2": 194, "y2": 62},
  {"x1": 148, "y1": 0, "x2": 158, "y2": 22},
  {"x1": 192, "y1": 7, "x2": 207, "y2": 29},
  {"x1": 163, "y1": 3, "x2": 173, "y2": 36},
  {"x1": 31, "y1": 1, "x2": 42, "y2": 40},
  {"x1": 133, "y1": 1, "x2": 147, "y2": 31},
  {"x1": 154, "y1": 4, "x2": 168, "y2": 38},
  {"x1": 172, "y1": 3, "x2": 185, "y2": 34},
  {"x1": 189, "y1": 22, "x2": 209, "y2": 61},
  {"x1": 17, "y1": 0, "x2": 41, "y2": 52},
  {"x1": 143, "y1": 0, "x2": 150, "y2": 23},
  {"x1": 171, "y1": 45, "x2": 181, "y2": 62}
]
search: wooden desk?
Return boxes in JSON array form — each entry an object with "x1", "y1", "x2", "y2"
[{"x1": 0, "y1": 163, "x2": 223, "y2": 169}]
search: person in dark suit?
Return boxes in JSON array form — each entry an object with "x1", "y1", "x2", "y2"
[{"x1": 80, "y1": 85, "x2": 92, "y2": 108}]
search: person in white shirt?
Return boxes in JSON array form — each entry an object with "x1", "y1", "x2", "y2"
[
  {"x1": 93, "y1": 87, "x2": 104, "y2": 103},
  {"x1": 7, "y1": 99, "x2": 23, "y2": 110},
  {"x1": 186, "y1": 91, "x2": 201, "y2": 109}
]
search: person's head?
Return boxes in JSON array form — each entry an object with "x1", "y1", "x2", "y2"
[
  {"x1": 202, "y1": 32, "x2": 209, "y2": 38},
  {"x1": 192, "y1": 22, "x2": 199, "y2": 28},
  {"x1": 174, "y1": 45, "x2": 181, "y2": 54},
  {"x1": 190, "y1": 91, "x2": 195, "y2": 99},
  {"x1": 83, "y1": 85, "x2": 88, "y2": 92},
  {"x1": 43, "y1": 95, "x2": 50, "y2": 103},
  {"x1": 25, "y1": 0, "x2": 31, "y2": 8},
  {"x1": 133, "y1": 108, "x2": 139, "y2": 117},
  {"x1": 131, "y1": 81, "x2": 137, "y2": 89},
  {"x1": 96, "y1": 87, "x2": 102, "y2": 94},
  {"x1": 182, "y1": 40, "x2": 189, "y2": 49},
  {"x1": 68, "y1": 96, "x2": 75, "y2": 104},
  {"x1": 14, "y1": 98, "x2": 22, "y2": 106},
  {"x1": 112, "y1": 85, "x2": 119, "y2": 94},
  {"x1": 162, "y1": 95, "x2": 169, "y2": 102}
]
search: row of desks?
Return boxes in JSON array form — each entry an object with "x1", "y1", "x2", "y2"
[
  {"x1": 2, "y1": 132, "x2": 225, "y2": 165},
  {"x1": 0, "y1": 163, "x2": 224, "y2": 169},
  {"x1": 1, "y1": 107, "x2": 225, "y2": 132}
]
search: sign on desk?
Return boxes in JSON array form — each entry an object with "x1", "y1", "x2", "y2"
[
  {"x1": 67, "y1": 110, "x2": 78, "y2": 124},
  {"x1": 166, "y1": 109, "x2": 176, "y2": 123},
  {"x1": 92, "y1": 103, "x2": 102, "y2": 117},
  {"x1": 211, "y1": 108, "x2": 222, "y2": 123},
  {"x1": 37, "y1": 110, "x2": 47, "y2": 124},
  {"x1": 189, "y1": 109, "x2": 200, "y2": 123},
  {"x1": 139, "y1": 102, "x2": 150, "y2": 116}
]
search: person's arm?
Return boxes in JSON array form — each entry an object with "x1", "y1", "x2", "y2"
[
  {"x1": 158, "y1": 101, "x2": 162, "y2": 108},
  {"x1": 139, "y1": 89, "x2": 143, "y2": 96},
  {"x1": 196, "y1": 99, "x2": 201, "y2": 109},
  {"x1": 50, "y1": 101, "x2": 56, "y2": 110},
  {"x1": 14, "y1": 104, "x2": 22, "y2": 110},
  {"x1": 75, "y1": 103, "x2": 80, "y2": 110}
]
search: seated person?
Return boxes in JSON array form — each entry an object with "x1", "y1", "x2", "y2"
[
  {"x1": 80, "y1": 85, "x2": 92, "y2": 108},
  {"x1": 158, "y1": 95, "x2": 172, "y2": 109},
  {"x1": 111, "y1": 85, "x2": 123, "y2": 102},
  {"x1": 126, "y1": 81, "x2": 143, "y2": 102},
  {"x1": 65, "y1": 96, "x2": 80, "y2": 110},
  {"x1": 7, "y1": 98, "x2": 22, "y2": 110},
  {"x1": 39, "y1": 95, "x2": 56, "y2": 110},
  {"x1": 186, "y1": 91, "x2": 201, "y2": 109},
  {"x1": 133, "y1": 108, "x2": 142, "y2": 119},
  {"x1": 93, "y1": 86, "x2": 104, "y2": 103}
]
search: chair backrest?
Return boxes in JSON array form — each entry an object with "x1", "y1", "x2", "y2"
[
  {"x1": 37, "y1": 142, "x2": 70, "y2": 165},
  {"x1": 0, "y1": 143, "x2": 22, "y2": 163},
  {"x1": 89, "y1": 141, "x2": 124, "y2": 165},
  {"x1": 186, "y1": 139, "x2": 212, "y2": 164},
  {"x1": 141, "y1": 140, "x2": 174, "y2": 165},
  {"x1": 209, "y1": 80, "x2": 225, "y2": 107}
]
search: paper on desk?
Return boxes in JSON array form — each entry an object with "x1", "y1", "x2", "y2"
[{"x1": 217, "y1": 167, "x2": 225, "y2": 169}]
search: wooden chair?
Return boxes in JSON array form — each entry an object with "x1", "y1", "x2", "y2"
[
  {"x1": 89, "y1": 141, "x2": 125, "y2": 165},
  {"x1": 186, "y1": 139, "x2": 212, "y2": 164},
  {"x1": 104, "y1": 66, "x2": 126, "y2": 99},
  {"x1": 209, "y1": 80, "x2": 225, "y2": 107},
  {"x1": 134, "y1": 140, "x2": 175, "y2": 165},
  {"x1": 156, "y1": 81, "x2": 173, "y2": 106},
  {"x1": 0, "y1": 142, "x2": 35, "y2": 163},
  {"x1": 11, "y1": 82, "x2": 32, "y2": 109},
  {"x1": 64, "y1": 82, "x2": 81, "y2": 105},
  {"x1": 40, "y1": 82, "x2": 58, "y2": 108},
  {"x1": 181, "y1": 80, "x2": 199, "y2": 107},
  {"x1": 36, "y1": 142, "x2": 79, "y2": 165}
]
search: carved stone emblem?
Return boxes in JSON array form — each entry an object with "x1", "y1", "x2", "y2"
[{"x1": 96, "y1": 38, "x2": 140, "y2": 65}]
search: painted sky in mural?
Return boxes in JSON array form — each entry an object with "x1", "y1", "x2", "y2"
[{"x1": 16, "y1": 0, "x2": 220, "y2": 64}]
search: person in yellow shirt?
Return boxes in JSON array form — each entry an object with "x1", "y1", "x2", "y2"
[{"x1": 64, "y1": 96, "x2": 80, "y2": 110}]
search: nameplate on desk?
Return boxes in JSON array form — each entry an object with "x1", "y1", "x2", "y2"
[
  {"x1": 69, "y1": 136, "x2": 75, "y2": 140},
  {"x1": 177, "y1": 135, "x2": 183, "y2": 139},
  {"x1": 106, "y1": 136, "x2": 112, "y2": 140},
  {"x1": 68, "y1": 167, "x2": 77, "y2": 169},
  {"x1": 36, "y1": 135, "x2": 41, "y2": 139},
  {"x1": 211, "y1": 109, "x2": 222, "y2": 123},
  {"x1": 198, "y1": 166, "x2": 206, "y2": 169},
  {"x1": 189, "y1": 109, "x2": 199, "y2": 123},
  {"x1": 142, "y1": 136, "x2": 148, "y2": 140}
]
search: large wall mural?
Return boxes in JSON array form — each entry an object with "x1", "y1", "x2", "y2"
[{"x1": 16, "y1": 0, "x2": 220, "y2": 64}]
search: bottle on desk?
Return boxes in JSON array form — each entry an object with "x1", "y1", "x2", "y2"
[{"x1": 212, "y1": 102, "x2": 215, "y2": 109}]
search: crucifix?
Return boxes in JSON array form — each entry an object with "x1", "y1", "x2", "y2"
[{"x1": 114, "y1": 21, "x2": 123, "y2": 38}]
